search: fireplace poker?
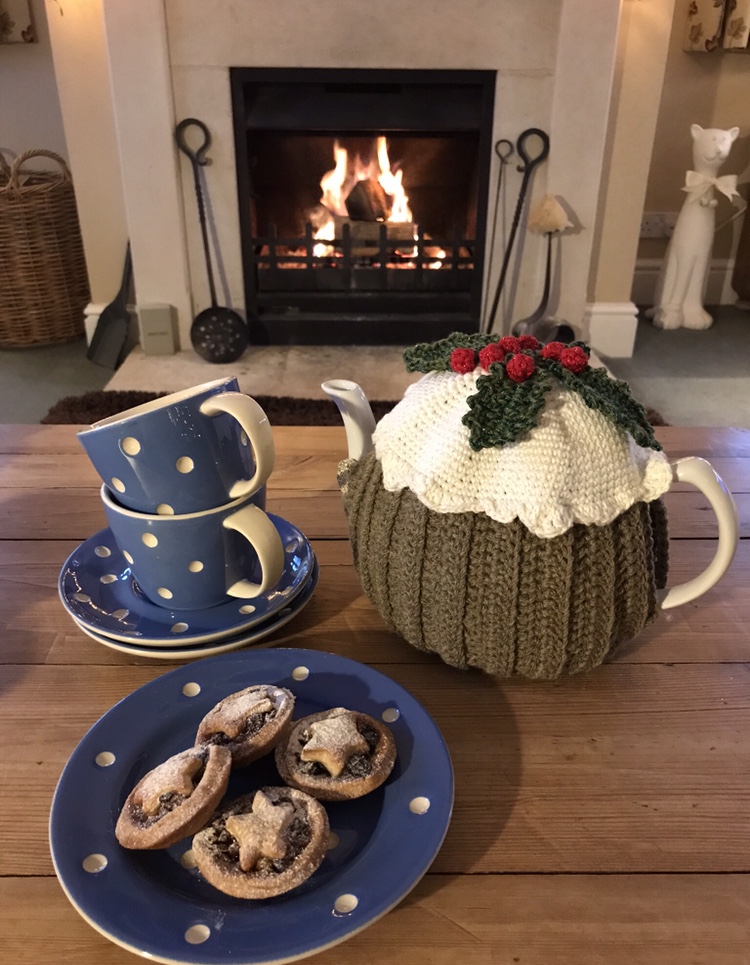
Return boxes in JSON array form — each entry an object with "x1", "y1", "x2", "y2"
[
  {"x1": 485, "y1": 128, "x2": 550, "y2": 334},
  {"x1": 481, "y1": 138, "x2": 514, "y2": 332},
  {"x1": 175, "y1": 117, "x2": 249, "y2": 364}
]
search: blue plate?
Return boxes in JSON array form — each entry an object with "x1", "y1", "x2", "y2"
[
  {"x1": 58, "y1": 515, "x2": 313, "y2": 646},
  {"x1": 72, "y1": 558, "x2": 319, "y2": 661},
  {"x1": 49, "y1": 649, "x2": 454, "y2": 964}
]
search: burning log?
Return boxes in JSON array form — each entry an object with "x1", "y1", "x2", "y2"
[
  {"x1": 345, "y1": 178, "x2": 393, "y2": 222},
  {"x1": 332, "y1": 215, "x2": 415, "y2": 256}
]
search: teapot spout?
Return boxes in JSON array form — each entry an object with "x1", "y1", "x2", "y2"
[{"x1": 321, "y1": 379, "x2": 377, "y2": 462}]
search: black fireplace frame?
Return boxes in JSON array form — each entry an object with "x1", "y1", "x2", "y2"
[{"x1": 230, "y1": 67, "x2": 496, "y2": 345}]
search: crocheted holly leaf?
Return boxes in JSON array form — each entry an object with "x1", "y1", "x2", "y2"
[
  {"x1": 403, "y1": 332, "x2": 495, "y2": 373},
  {"x1": 555, "y1": 363, "x2": 662, "y2": 451},
  {"x1": 402, "y1": 333, "x2": 663, "y2": 453},
  {"x1": 464, "y1": 369, "x2": 553, "y2": 451}
]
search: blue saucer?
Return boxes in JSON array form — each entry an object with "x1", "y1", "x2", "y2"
[
  {"x1": 49, "y1": 649, "x2": 454, "y2": 965},
  {"x1": 59, "y1": 514, "x2": 314, "y2": 646},
  {"x1": 73, "y1": 557, "x2": 319, "y2": 660}
]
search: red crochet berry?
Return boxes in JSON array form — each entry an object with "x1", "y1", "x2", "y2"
[
  {"x1": 560, "y1": 345, "x2": 589, "y2": 374},
  {"x1": 505, "y1": 353, "x2": 536, "y2": 383},
  {"x1": 517, "y1": 335, "x2": 541, "y2": 351},
  {"x1": 478, "y1": 342, "x2": 505, "y2": 369},
  {"x1": 541, "y1": 340, "x2": 565, "y2": 360},
  {"x1": 450, "y1": 347, "x2": 477, "y2": 374},
  {"x1": 498, "y1": 336, "x2": 520, "y2": 355}
]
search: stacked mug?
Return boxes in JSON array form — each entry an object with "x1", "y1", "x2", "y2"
[{"x1": 77, "y1": 378, "x2": 288, "y2": 615}]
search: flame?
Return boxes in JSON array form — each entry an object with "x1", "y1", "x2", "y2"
[
  {"x1": 317, "y1": 137, "x2": 413, "y2": 224},
  {"x1": 312, "y1": 137, "x2": 446, "y2": 268}
]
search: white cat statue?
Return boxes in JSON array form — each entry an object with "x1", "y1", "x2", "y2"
[{"x1": 649, "y1": 124, "x2": 739, "y2": 330}]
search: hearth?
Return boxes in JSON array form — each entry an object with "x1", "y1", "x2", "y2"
[{"x1": 231, "y1": 68, "x2": 496, "y2": 345}]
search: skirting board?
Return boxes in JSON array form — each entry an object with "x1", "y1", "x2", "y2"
[
  {"x1": 584, "y1": 302, "x2": 639, "y2": 359},
  {"x1": 631, "y1": 257, "x2": 738, "y2": 308}
]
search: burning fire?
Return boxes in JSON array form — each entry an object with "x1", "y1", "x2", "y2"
[
  {"x1": 318, "y1": 136, "x2": 412, "y2": 224},
  {"x1": 312, "y1": 137, "x2": 445, "y2": 266}
]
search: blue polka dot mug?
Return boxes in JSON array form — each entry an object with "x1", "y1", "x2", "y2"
[
  {"x1": 100, "y1": 483, "x2": 285, "y2": 609},
  {"x1": 77, "y1": 378, "x2": 274, "y2": 515}
]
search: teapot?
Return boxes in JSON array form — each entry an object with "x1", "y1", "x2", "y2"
[{"x1": 322, "y1": 333, "x2": 739, "y2": 679}]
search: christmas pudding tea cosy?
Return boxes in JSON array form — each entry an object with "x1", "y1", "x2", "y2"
[{"x1": 322, "y1": 333, "x2": 739, "y2": 680}]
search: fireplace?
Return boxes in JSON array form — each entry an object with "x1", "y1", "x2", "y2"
[{"x1": 231, "y1": 69, "x2": 496, "y2": 345}]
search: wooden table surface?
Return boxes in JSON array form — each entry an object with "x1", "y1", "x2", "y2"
[{"x1": 2, "y1": 423, "x2": 749, "y2": 964}]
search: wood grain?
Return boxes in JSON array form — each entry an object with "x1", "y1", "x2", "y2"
[{"x1": 2, "y1": 424, "x2": 749, "y2": 963}]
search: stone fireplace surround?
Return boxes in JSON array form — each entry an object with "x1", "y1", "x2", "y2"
[{"x1": 98, "y1": 0, "x2": 631, "y2": 356}]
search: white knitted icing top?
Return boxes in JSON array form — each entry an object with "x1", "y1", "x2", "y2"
[{"x1": 372, "y1": 369, "x2": 673, "y2": 539}]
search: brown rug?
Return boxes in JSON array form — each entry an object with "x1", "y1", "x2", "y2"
[
  {"x1": 41, "y1": 390, "x2": 401, "y2": 426},
  {"x1": 41, "y1": 389, "x2": 668, "y2": 427}
]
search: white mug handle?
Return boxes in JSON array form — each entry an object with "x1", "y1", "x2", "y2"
[
  {"x1": 659, "y1": 457, "x2": 739, "y2": 610},
  {"x1": 223, "y1": 504, "x2": 285, "y2": 599},
  {"x1": 199, "y1": 392, "x2": 275, "y2": 499}
]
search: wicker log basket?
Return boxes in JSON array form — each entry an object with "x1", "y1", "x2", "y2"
[{"x1": 0, "y1": 149, "x2": 90, "y2": 347}]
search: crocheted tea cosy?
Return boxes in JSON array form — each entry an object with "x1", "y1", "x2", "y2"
[
  {"x1": 372, "y1": 333, "x2": 672, "y2": 538},
  {"x1": 337, "y1": 333, "x2": 671, "y2": 678}
]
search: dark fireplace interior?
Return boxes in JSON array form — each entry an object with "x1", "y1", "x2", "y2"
[{"x1": 231, "y1": 68, "x2": 496, "y2": 344}]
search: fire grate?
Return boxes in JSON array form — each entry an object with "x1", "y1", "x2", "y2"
[{"x1": 252, "y1": 222, "x2": 475, "y2": 294}]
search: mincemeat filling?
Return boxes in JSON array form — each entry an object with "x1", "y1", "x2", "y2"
[
  {"x1": 296, "y1": 720, "x2": 379, "y2": 779},
  {"x1": 206, "y1": 798, "x2": 312, "y2": 875},
  {"x1": 131, "y1": 754, "x2": 208, "y2": 826},
  {"x1": 203, "y1": 710, "x2": 275, "y2": 747}
]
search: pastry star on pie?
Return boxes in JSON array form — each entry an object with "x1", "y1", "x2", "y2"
[
  {"x1": 195, "y1": 684, "x2": 295, "y2": 767},
  {"x1": 275, "y1": 707, "x2": 397, "y2": 801},
  {"x1": 300, "y1": 708, "x2": 370, "y2": 777},
  {"x1": 192, "y1": 786, "x2": 329, "y2": 899},
  {"x1": 225, "y1": 790, "x2": 295, "y2": 872},
  {"x1": 115, "y1": 745, "x2": 232, "y2": 850}
]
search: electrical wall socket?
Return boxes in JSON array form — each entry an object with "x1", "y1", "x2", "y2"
[{"x1": 640, "y1": 212, "x2": 678, "y2": 239}]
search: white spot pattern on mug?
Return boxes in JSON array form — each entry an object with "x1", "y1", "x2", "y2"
[
  {"x1": 157, "y1": 587, "x2": 173, "y2": 600},
  {"x1": 123, "y1": 551, "x2": 134, "y2": 564},
  {"x1": 73, "y1": 592, "x2": 91, "y2": 603},
  {"x1": 121, "y1": 437, "x2": 141, "y2": 456},
  {"x1": 94, "y1": 545, "x2": 111, "y2": 558},
  {"x1": 239, "y1": 604, "x2": 256, "y2": 614},
  {"x1": 142, "y1": 533, "x2": 158, "y2": 548},
  {"x1": 156, "y1": 503, "x2": 175, "y2": 516},
  {"x1": 285, "y1": 537, "x2": 302, "y2": 554},
  {"x1": 172, "y1": 623, "x2": 190, "y2": 633},
  {"x1": 188, "y1": 561, "x2": 204, "y2": 573},
  {"x1": 100, "y1": 574, "x2": 117, "y2": 584},
  {"x1": 111, "y1": 477, "x2": 126, "y2": 493},
  {"x1": 111, "y1": 609, "x2": 129, "y2": 619},
  {"x1": 176, "y1": 456, "x2": 194, "y2": 474}
]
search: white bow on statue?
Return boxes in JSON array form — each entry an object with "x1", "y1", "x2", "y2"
[
  {"x1": 683, "y1": 170, "x2": 739, "y2": 207},
  {"x1": 648, "y1": 124, "x2": 740, "y2": 330}
]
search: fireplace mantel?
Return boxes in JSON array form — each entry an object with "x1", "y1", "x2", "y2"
[{"x1": 54, "y1": 0, "x2": 659, "y2": 357}]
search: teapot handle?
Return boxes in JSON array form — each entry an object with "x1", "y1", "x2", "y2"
[{"x1": 659, "y1": 457, "x2": 739, "y2": 610}]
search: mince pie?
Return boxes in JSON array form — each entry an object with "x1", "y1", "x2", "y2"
[
  {"x1": 191, "y1": 786, "x2": 329, "y2": 899},
  {"x1": 195, "y1": 684, "x2": 295, "y2": 767},
  {"x1": 274, "y1": 707, "x2": 397, "y2": 801},
  {"x1": 115, "y1": 745, "x2": 232, "y2": 850}
]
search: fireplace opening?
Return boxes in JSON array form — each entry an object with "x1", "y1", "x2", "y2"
[{"x1": 231, "y1": 68, "x2": 496, "y2": 345}]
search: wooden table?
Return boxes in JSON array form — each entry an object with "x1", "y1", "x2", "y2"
[{"x1": 2, "y1": 423, "x2": 750, "y2": 964}]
